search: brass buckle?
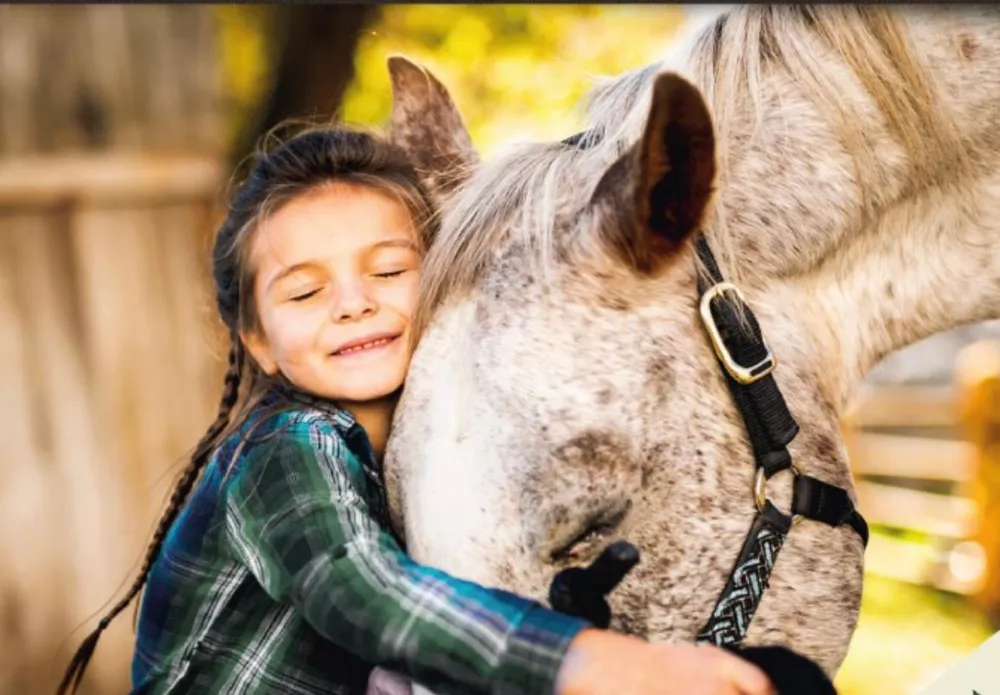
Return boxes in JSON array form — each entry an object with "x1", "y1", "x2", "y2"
[
  {"x1": 754, "y1": 466, "x2": 803, "y2": 526},
  {"x1": 698, "y1": 282, "x2": 777, "y2": 385}
]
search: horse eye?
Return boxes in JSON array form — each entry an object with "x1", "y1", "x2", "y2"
[{"x1": 549, "y1": 501, "x2": 631, "y2": 565}]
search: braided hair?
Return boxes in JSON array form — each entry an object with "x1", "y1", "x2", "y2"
[{"x1": 57, "y1": 125, "x2": 437, "y2": 694}]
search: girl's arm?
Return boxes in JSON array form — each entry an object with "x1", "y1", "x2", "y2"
[{"x1": 224, "y1": 414, "x2": 590, "y2": 695}]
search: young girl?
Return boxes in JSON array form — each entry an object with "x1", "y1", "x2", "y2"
[{"x1": 58, "y1": 126, "x2": 774, "y2": 695}]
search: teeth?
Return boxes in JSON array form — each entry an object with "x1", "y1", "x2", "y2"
[{"x1": 337, "y1": 337, "x2": 392, "y2": 355}]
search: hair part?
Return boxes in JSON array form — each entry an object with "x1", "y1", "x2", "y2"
[{"x1": 58, "y1": 123, "x2": 438, "y2": 694}]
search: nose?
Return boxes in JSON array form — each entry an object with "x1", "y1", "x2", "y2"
[{"x1": 332, "y1": 277, "x2": 377, "y2": 322}]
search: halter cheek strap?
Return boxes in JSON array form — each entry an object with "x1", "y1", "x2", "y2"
[{"x1": 693, "y1": 234, "x2": 868, "y2": 647}]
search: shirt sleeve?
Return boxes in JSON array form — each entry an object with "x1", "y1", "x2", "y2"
[{"x1": 223, "y1": 415, "x2": 589, "y2": 695}]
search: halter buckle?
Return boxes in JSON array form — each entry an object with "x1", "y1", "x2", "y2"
[
  {"x1": 754, "y1": 466, "x2": 804, "y2": 526},
  {"x1": 699, "y1": 282, "x2": 777, "y2": 385}
]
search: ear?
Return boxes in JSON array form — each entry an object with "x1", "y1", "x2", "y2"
[
  {"x1": 240, "y1": 330, "x2": 278, "y2": 376},
  {"x1": 388, "y1": 56, "x2": 479, "y2": 199},
  {"x1": 588, "y1": 71, "x2": 716, "y2": 273}
]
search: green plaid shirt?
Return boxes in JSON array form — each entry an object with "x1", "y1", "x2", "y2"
[{"x1": 131, "y1": 388, "x2": 588, "y2": 695}]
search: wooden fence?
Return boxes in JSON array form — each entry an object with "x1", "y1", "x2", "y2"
[
  {"x1": 0, "y1": 152, "x2": 226, "y2": 693},
  {"x1": 843, "y1": 340, "x2": 1000, "y2": 622}
]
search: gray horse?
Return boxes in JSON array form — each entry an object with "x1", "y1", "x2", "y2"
[{"x1": 383, "y1": 4, "x2": 1000, "y2": 681}]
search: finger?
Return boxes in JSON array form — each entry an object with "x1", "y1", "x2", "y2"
[{"x1": 723, "y1": 657, "x2": 775, "y2": 695}]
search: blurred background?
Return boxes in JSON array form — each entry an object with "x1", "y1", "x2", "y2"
[{"x1": 0, "y1": 4, "x2": 997, "y2": 694}]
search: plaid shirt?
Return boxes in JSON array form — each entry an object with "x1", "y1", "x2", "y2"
[{"x1": 131, "y1": 387, "x2": 588, "y2": 695}]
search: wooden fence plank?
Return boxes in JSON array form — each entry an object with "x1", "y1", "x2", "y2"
[
  {"x1": 0, "y1": 6, "x2": 220, "y2": 155},
  {"x1": 68, "y1": 202, "x2": 223, "y2": 693},
  {"x1": 1, "y1": 210, "x2": 131, "y2": 692},
  {"x1": 0, "y1": 153, "x2": 223, "y2": 207},
  {"x1": 843, "y1": 385, "x2": 958, "y2": 429},
  {"x1": 855, "y1": 482, "x2": 979, "y2": 539},
  {"x1": 0, "y1": 216, "x2": 67, "y2": 691},
  {"x1": 846, "y1": 432, "x2": 975, "y2": 482},
  {"x1": 863, "y1": 534, "x2": 980, "y2": 595}
]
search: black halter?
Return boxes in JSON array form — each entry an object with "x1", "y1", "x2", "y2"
[
  {"x1": 689, "y1": 234, "x2": 868, "y2": 646},
  {"x1": 549, "y1": 130, "x2": 868, "y2": 648}
]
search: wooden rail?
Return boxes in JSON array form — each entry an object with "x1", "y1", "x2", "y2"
[
  {"x1": 843, "y1": 340, "x2": 1000, "y2": 619},
  {"x1": 0, "y1": 152, "x2": 224, "y2": 207}
]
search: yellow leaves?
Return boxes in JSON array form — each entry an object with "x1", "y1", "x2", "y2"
[
  {"x1": 342, "y1": 5, "x2": 687, "y2": 157},
  {"x1": 213, "y1": 5, "x2": 688, "y2": 158},
  {"x1": 213, "y1": 6, "x2": 276, "y2": 142},
  {"x1": 441, "y1": 15, "x2": 493, "y2": 65},
  {"x1": 214, "y1": 7, "x2": 270, "y2": 103}
]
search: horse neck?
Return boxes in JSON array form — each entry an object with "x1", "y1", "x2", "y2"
[
  {"x1": 801, "y1": 173, "x2": 1000, "y2": 411},
  {"x1": 707, "y1": 7, "x2": 1000, "y2": 412}
]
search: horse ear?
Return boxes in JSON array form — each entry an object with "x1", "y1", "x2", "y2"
[
  {"x1": 388, "y1": 56, "x2": 479, "y2": 199},
  {"x1": 589, "y1": 71, "x2": 716, "y2": 273}
]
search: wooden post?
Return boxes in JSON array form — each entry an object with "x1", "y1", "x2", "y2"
[
  {"x1": 955, "y1": 340, "x2": 1000, "y2": 627},
  {"x1": 0, "y1": 7, "x2": 225, "y2": 692}
]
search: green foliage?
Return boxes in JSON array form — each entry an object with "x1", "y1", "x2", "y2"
[
  {"x1": 341, "y1": 5, "x2": 686, "y2": 155},
  {"x1": 836, "y1": 553, "x2": 993, "y2": 695}
]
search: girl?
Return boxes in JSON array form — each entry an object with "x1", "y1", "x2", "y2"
[{"x1": 58, "y1": 126, "x2": 774, "y2": 695}]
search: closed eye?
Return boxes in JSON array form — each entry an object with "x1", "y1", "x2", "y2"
[
  {"x1": 549, "y1": 501, "x2": 632, "y2": 565},
  {"x1": 289, "y1": 288, "x2": 321, "y2": 302},
  {"x1": 374, "y1": 270, "x2": 407, "y2": 279}
]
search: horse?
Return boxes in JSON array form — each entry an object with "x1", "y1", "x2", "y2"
[{"x1": 382, "y1": 4, "x2": 1000, "y2": 680}]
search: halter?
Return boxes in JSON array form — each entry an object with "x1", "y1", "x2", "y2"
[
  {"x1": 549, "y1": 130, "x2": 869, "y2": 647},
  {"x1": 689, "y1": 234, "x2": 868, "y2": 646}
]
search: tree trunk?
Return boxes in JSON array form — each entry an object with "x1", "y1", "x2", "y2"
[{"x1": 231, "y1": 4, "x2": 378, "y2": 166}]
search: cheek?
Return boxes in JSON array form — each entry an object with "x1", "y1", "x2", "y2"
[
  {"x1": 380, "y1": 274, "x2": 422, "y2": 321},
  {"x1": 263, "y1": 306, "x2": 326, "y2": 358}
]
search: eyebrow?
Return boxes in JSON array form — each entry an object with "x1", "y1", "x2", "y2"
[
  {"x1": 370, "y1": 238, "x2": 420, "y2": 252},
  {"x1": 266, "y1": 262, "x2": 321, "y2": 292},
  {"x1": 264, "y1": 238, "x2": 420, "y2": 291}
]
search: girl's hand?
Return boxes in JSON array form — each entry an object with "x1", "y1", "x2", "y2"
[
  {"x1": 557, "y1": 628, "x2": 775, "y2": 695},
  {"x1": 366, "y1": 667, "x2": 413, "y2": 695}
]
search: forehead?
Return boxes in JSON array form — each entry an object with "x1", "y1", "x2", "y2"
[{"x1": 252, "y1": 183, "x2": 416, "y2": 267}]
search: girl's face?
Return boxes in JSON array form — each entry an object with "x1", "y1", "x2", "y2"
[{"x1": 243, "y1": 182, "x2": 423, "y2": 405}]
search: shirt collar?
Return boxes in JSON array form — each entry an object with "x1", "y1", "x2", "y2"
[{"x1": 262, "y1": 379, "x2": 358, "y2": 433}]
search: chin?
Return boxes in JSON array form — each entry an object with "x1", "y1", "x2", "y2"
[{"x1": 331, "y1": 378, "x2": 405, "y2": 405}]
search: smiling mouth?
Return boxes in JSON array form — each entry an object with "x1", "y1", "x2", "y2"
[{"x1": 331, "y1": 336, "x2": 399, "y2": 357}]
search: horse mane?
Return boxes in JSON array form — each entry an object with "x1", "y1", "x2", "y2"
[{"x1": 412, "y1": 5, "x2": 962, "y2": 341}]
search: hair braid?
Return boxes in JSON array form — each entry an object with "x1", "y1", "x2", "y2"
[
  {"x1": 57, "y1": 339, "x2": 244, "y2": 695},
  {"x1": 58, "y1": 124, "x2": 438, "y2": 694}
]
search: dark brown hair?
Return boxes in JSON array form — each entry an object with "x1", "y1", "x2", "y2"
[{"x1": 57, "y1": 125, "x2": 437, "y2": 694}]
